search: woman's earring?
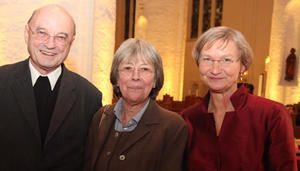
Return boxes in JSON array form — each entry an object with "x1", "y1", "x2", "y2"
[{"x1": 239, "y1": 72, "x2": 244, "y2": 82}]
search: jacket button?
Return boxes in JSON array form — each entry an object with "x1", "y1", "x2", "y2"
[
  {"x1": 106, "y1": 151, "x2": 111, "y2": 156},
  {"x1": 115, "y1": 132, "x2": 119, "y2": 137},
  {"x1": 119, "y1": 155, "x2": 125, "y2": 160}
]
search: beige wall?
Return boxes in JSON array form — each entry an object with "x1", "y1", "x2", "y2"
[
  {"x1": 135, "y1": 0, "x2": 188, "y2": 100},
  {"x1": 183, "y1": 40, "x2": 208, "y2": 98},
  {"x1": 223, "y1": 0, "x2": 273, "y2": 95},
  {"x1": 91, "y1": 0, "x2": 116, "y2": 105},
  {"x1": 266, "y1": 0, "x2": 300, "y2": 105}
]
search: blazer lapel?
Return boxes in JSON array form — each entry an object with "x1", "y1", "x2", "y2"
[
  {"x1": 10, "y1": 59, "x2": 41, "y2": 142},
  {"x1": 120, "y1": 100, "x2": 160, "y2": 153},
  {"x1": 91, "y1": 106, "x2": 116, "y2": 169},
  {"x1": 45, "y1": 67, "x2": 76, "y2": 145}
]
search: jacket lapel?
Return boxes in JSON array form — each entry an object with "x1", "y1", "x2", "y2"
[
  {"x1": 120, "y1": 100, "x2": 160, "y2": 153},
  {"x1": 10, "y1": 59, "x2": 41, "y2": 142},
  {"x1": 44, "y1": 67, "x2": 76, "y2": 145}
]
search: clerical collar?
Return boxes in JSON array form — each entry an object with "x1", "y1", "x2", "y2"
[{"x1": 29, "y1": 59, "x2": 62, "y2": 91}]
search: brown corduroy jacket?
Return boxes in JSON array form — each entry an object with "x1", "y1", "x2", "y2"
[{"x1": 84, "y1": 99, "x2": 188, "y2": 171}]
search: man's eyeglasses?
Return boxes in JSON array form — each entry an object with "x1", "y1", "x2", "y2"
[{"x1": 28, "y1": 26, "x2": 69, "y2": 46}]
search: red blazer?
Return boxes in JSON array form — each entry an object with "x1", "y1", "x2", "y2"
[{"x1": 182, "y1": 86, "x2": 297, "y2": 171}]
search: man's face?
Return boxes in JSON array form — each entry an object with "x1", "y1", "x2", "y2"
[{"x1": 25, "y1": 6, "x2": 75, "y2": 74}]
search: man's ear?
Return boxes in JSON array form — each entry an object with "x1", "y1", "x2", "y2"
[
  {"x1": 69, "y1": 35, "x2": 75, "y2": 46},
  {"x1": 24, "y1": 24, "x2": 29, "y2": 44}
]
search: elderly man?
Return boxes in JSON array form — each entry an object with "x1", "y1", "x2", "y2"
[{"x1": 0, "y1": 4, "x2": 102, "y2": 171}]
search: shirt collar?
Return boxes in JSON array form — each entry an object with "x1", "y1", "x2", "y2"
[
  {"x1": 29, "y1": 59, "x2": 62, "y2": 90},
  {"x1": 114, "y1": 98, "x2": 150, "y2": 123},
  {"x1": 201, "y1": 85, "x2": 249, "y2": 112}
]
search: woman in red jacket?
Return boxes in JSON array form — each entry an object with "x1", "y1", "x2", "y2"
[{"x1": 182, "y1": 26, "x2": 297, "y2": 171}]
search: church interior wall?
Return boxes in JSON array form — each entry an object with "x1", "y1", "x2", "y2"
[{"x1": 1, "y1": 0, "x2": 300, "y2": 105}]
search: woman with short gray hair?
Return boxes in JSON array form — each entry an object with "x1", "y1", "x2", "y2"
[{"x1": 84, "y1": 38, "x2": 188, "y2": 171}]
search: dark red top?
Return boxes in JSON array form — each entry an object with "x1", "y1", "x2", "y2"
[{"x1": 182, "y1": 86, "x2": 297, "y2": 171}]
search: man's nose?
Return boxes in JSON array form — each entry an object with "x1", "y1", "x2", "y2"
[{"x1": 44, "y1": 36, "x2": 56, "y2": 48}]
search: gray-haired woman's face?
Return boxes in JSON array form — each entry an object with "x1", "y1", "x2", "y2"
[{"x1": 117, "y1": 56, "x2": 156, "y2": 105}]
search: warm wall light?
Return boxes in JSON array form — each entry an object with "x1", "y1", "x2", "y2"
[
  {"x1": 137, "y1": 16, "x2": 147, "y2": 25},
  {"x1": 91, "y1": 0, "x2": 116, "y2": 105},
  {"x1": 135, "y1": 0, "x2": 187, "y2": 101},
  {"x1": 265, "y1": 56, "x2": 270, "y2": 64},
  {"x1": 257, "y1": 73, "x2": 264, "y2": 96},
  {"x1": 0, "y1": 32, "x2": 5, "y2": 65},
  {"x1": 135, "y1": 15, "x2": 148, "y2": 39}
]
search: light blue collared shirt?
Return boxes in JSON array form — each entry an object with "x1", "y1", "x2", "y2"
[{"x1": 114, "y1": 98, "x2": 150, "y2": 132}]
